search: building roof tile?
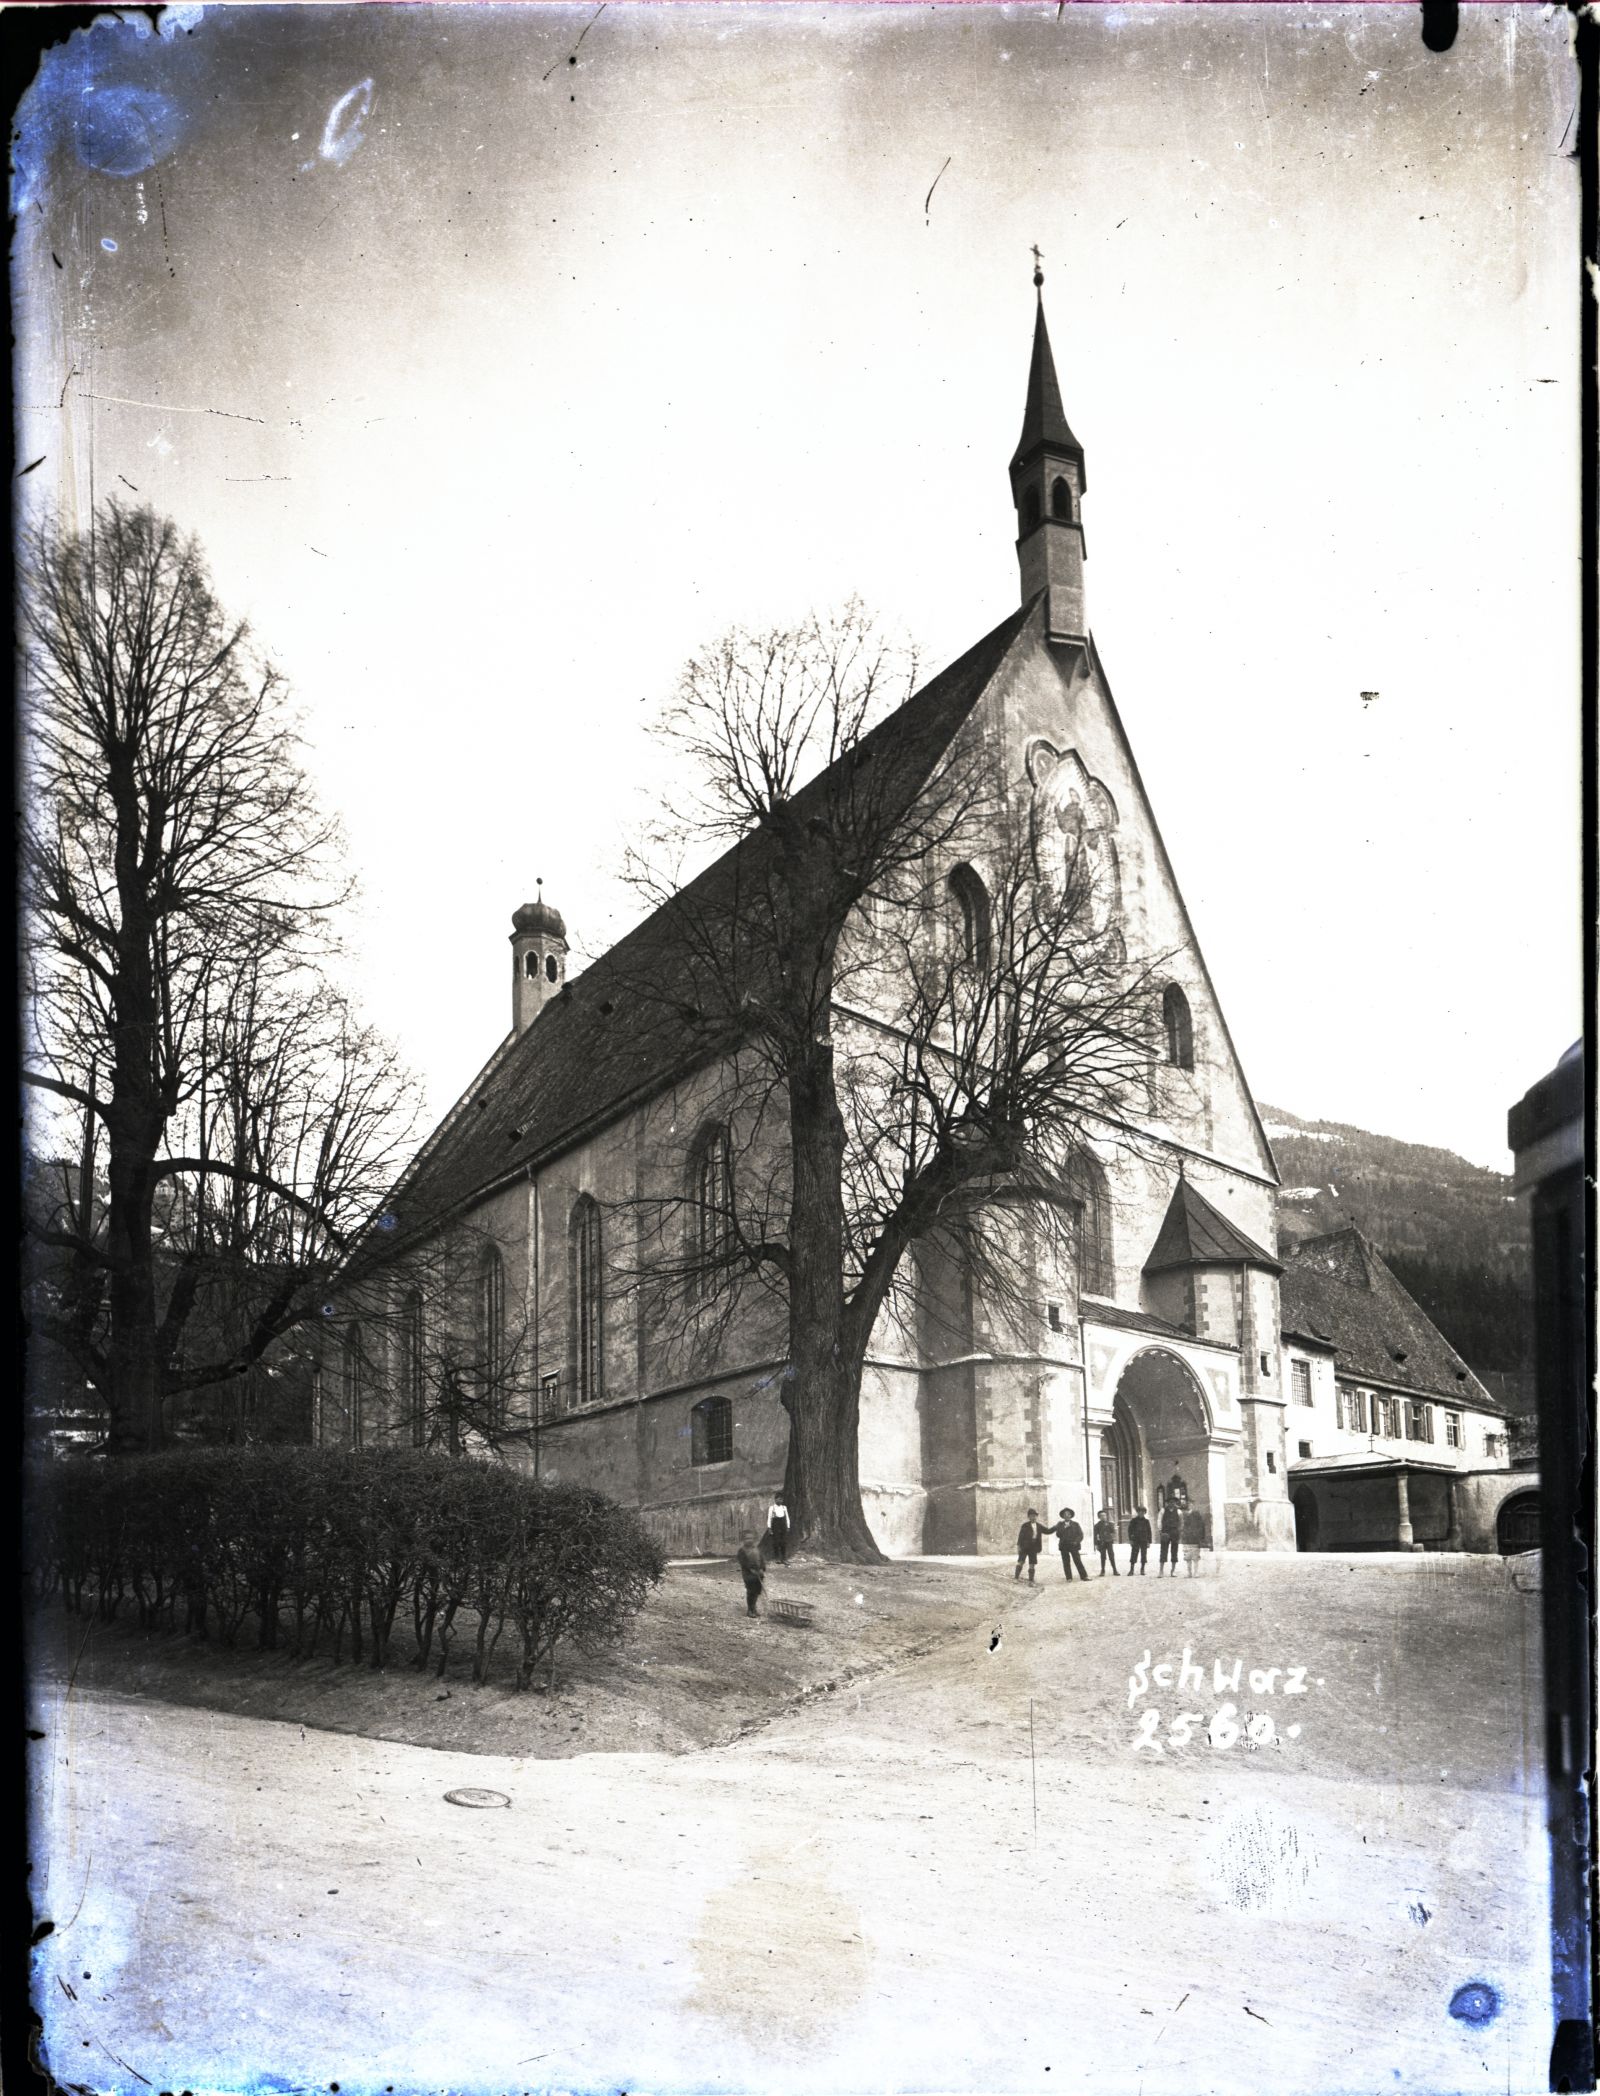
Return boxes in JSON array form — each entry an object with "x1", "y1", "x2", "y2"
[{"x1": 1278, "y1": 1226, "x2": 1502, "y2": 1414}]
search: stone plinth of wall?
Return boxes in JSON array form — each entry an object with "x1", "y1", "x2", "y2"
[
  {"x1": 1221, "y1": 1497, "x2": 1298, "y2": 1551},
  {"x1": 863, "y1": 1483, "x2": 927, "y2": 1558},
  {"x1": 642, "y1": 1490, "x2": 774, "y2": 1561}
]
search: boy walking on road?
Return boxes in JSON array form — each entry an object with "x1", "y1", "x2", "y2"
[
  {"x1": 1127, "y1": 1506, "x2": 1153, "y2": 1574},
  {"x1": 1015, "y1": 1509, "x2": 1047, "y2": 1583},
  {"x1": 1053, "y1": 1508, "x2": 1089, "y2": 1581},
  {"x1": 1092, "y1": 1510, "x2": 1119, "y2": 1576},
  {"x1": 735, "y1": 1530, "x2": 766, "y2": 1617},
  {"x1": 1158, "y1": 1499, "x2": 1182, "y2": 1576}
]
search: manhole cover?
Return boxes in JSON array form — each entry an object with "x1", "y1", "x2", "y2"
[{"x1": 444, "y1": 1787, "x2": 511, "y2": 1810}]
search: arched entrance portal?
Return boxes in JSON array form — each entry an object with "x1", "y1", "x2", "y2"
[{"x1": 1104, "y1": 1348, "x2": 1215, "y2": 1542}]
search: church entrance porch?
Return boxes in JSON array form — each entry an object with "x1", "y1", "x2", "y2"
[
  {"x1": 1081, "y1": 1311, "x2": 1247, "y2": 1547},
  {"x1": 1100, "y1": 1347, "x2": 1222, "y2": 1545}
]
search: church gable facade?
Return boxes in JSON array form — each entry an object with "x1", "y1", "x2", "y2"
[{"x1": 316, "y1": 288, "x2": 1497, "y2": 1560}]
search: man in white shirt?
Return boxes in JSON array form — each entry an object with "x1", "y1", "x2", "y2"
[{"x1": 766, "y1": 1495, "x2": 791, "y2": 1563}]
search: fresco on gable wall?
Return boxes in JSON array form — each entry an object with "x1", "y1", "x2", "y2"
[{"x1": 1025, "y1": 738, "x2": 1122, "y2": 935}]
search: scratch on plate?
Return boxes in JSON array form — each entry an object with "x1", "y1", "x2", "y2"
[
  {"x1": 81, "y1": 394, "x2": 270, "y2": 425},
  {"x1": 924, "y1": 156, "x2": 951, "y2": 222},
  {"x1": 544, "y1": 4, "x2": 605, "y2": 79}
]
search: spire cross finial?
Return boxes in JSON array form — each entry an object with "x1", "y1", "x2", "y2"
[{"x1": 1030, "y1": 243, "x2": 1045, "y2": 289}]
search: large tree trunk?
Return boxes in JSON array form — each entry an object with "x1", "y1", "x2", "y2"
[
  {"x1": 780, "y1": 1049, "x2": 886, "y2": 1564},
  {"x1": 106, "y1": 753, "x2": 167, "y2": 1458},
  {"x1": 104, "y1": 1151, "x2": 163, "y2": 1455}
]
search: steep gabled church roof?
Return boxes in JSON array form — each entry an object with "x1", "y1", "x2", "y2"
[
  {"x1": 1279, "y1": 1226, "x2": 1501, "y2": 1413},
  {"x1": 1143, "y1": 1175, "x2": 1281, "y2": 1276},
  {"x1": 386, "y1": 600, "x2": 1036, "y2": 1236},
  {"x1": 1010, "y1": 296, "x2": 1086, "y2": 482}
]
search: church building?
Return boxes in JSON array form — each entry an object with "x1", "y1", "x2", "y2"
[{"x1": 317, "y1": 287, "x2": 1513, "y2": 1557}]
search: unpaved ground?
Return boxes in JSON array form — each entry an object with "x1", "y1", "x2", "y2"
[
  {"x1": 31, "y1": 1553, "x2": 1550, "y2": 2096},
  {"x1": 30, "y1": 1557, "x2": 1000, "y2": 1758}
]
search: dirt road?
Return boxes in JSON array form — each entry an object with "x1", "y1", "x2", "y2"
[{"x1": 31, "y1": 1553, "x2": 1550, "y2": 2095}]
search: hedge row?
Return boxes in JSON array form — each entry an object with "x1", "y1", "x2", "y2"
[{"x1": 28, "y1": 1447, "x2": 665, "y2": 1690}]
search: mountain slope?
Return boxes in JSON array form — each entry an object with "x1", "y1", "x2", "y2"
[{"x1": 1261, "y1": 1104, "x2": 1532, "y2": 1395}]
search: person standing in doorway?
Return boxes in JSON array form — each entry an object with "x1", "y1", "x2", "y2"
[
  {"x1": 766, "y1": 1494, "x2": 791, "y2": 1564},
  {"x1": 1015, "y1": 1508, "x2": 1047, "y2": 1583},
  {"x1": 1052, "y1": 1508, "x2": 1089, "y2": 1582},
  {"x1": 1128, "y1": 1505, "x2": 1153, "y2": 1575},
  {"x1": 1092, "y1": 1509, "x2": 1120, "y2": 1576},
  {"x1": 1158, "y1": 1498, "x2": 1182, "y2": 1576},
  {"x1": 1181, "y1": 1503, "x2": 1209, "y2": 1577},
  {"x1": 735, "y1": 1531, "x2": 766, "y2": 1618}
]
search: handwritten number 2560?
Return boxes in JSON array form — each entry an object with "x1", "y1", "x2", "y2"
[{"x1": 1130, "y1": 1703, "x2": 1279, "y2": 1752}]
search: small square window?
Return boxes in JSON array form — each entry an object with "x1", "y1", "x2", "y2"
[{"x1": 1298, "y1": 1440, "x2": 1312, "y2": 1460}]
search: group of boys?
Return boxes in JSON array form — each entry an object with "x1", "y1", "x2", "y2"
[{"x1": 1015, "y1": 1485, "x2": 1209, "y2": 1581}]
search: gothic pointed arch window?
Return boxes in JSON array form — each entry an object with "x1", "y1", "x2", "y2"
[
  {"x1": 690, "y1": 1122, "x2": 735, "y2": 1283},
  {"x1": 476, "y1": 1244, "x2": 506, "y2": 1421},
  {"x1": 1051, "y1": 475, "x2": 1072, "y2": 520},
  {"x1": 1162, "y1": 983, "x2": 1195, "y2": 1070},
  {"x1": 569, "y1": 1195, "x2": 603, "y2": 1407},
  {"x1": 1065, "y1": 1151, "x2": 1113, "y2": 1300},
  {"x1": 946, "y1": 863, "x2": 993, "y2": 971},
  {"x1": 343, "y1": 1322, "x2": 364, "y2": 1449}
]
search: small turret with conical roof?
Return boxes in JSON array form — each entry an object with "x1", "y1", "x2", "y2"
[
  {"x1": 510, "y1": 881, "x2": 568, "y2": 1033},
  {"x1": 1009, "y1": 256, "x2": 1087, "y2": 642}
]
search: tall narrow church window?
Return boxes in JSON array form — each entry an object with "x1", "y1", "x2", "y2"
[
  {"x1": 691, "y1": 1123, "x2": 736, "y2": 1282},
  {"x1": 1162, "y1": 983, "x2": 1195, "y2": 1070},
  {"x1": 1022, "y1": 485, "x2": 1041, "y2": 532},
  {"x1": 691, "y1": 1394, "x2": 733, "y2": 1466},
  {"x1": 477, "y1": 1244, "x2": 506, "y2": 1421},
  {"x1": 570, "y1": 1196, "x2": 603, "y2": 1406},
  {"x1": 403, "y1": 1287, "x2": 425, "y2": 1447},
  {"x1": 343, "y1": 1323, "x2": 364, "y2": 1449},
  {"x1": 1051, "y1": 476, "x2": 1072, "y2": 520},
  {"x1": 524, "y1": 952, "x2": 539, "y2": 978},
  {"x1": 946, "y1": 864, "x2": 992, "y2": 971},
  {"x1": 1065, "y1": 1150, "x2": 1112, "y2": 1299},
  {"x1": 545, "y1": 954, "x2": 559, "y2": 983}
]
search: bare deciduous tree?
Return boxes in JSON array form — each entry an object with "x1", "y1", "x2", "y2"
[
  {"x1": 21, "y1": 500, "x2": 420, "y2": 1454},
  {"x1": 618, "y1": 603, "x2": 1171, "y2": 1562}
]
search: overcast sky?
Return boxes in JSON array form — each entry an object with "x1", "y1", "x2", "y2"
[{"x1": 16, "y1": 4, "x2": 1581, "y2": 1172}]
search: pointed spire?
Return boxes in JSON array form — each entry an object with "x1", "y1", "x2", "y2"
[{"x1": 1011, "y1": 274, "x2": 1085, "y2": 482}]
